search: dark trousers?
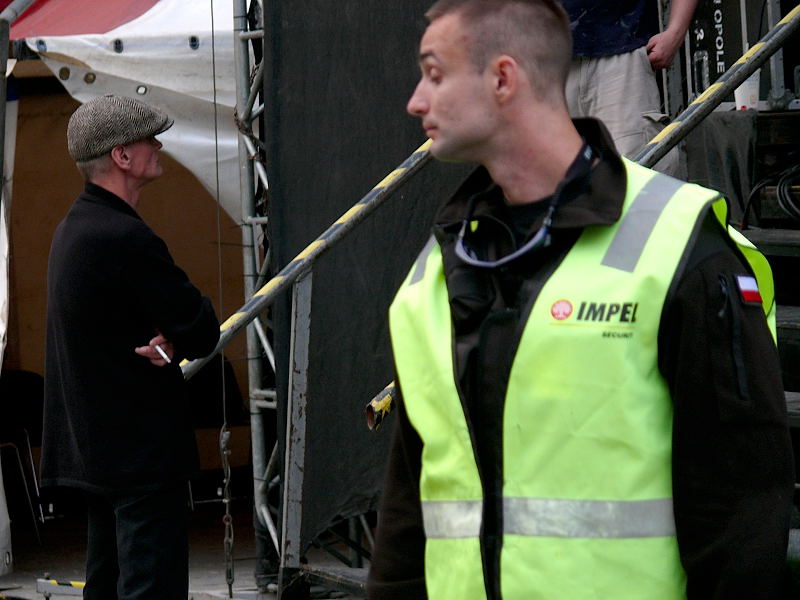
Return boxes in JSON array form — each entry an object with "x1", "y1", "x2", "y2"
[{"x1": 84, "y1": 484, "x2": 189, "y2": 600}]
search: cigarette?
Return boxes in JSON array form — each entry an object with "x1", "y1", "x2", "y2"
[{"x1": 155, "y1": 344, "x2": 171, "y2": 364}]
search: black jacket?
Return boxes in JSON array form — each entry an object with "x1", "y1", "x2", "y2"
[
  {"x1": 42, "y1": 183, "x2": 219, "y2": 493},
  {"x1": 368, "y1": 120, "x2": 795, "y2": 599}
]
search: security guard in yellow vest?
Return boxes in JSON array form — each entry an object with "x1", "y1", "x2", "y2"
[{"x1": 367, "y1": 1, "x2": 795, "y2": 599}]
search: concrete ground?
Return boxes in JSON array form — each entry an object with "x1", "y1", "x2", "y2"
[
  {"x1": 0, "y1": 490, "x2": 363, "y2": 600},
  {"x1": 0, "y1": 494, "x2": 262, "y2": 599}
]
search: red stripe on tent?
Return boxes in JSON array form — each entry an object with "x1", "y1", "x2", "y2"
[{"x1": 6, "y1": 0, "x2": 160, "y2": 39}]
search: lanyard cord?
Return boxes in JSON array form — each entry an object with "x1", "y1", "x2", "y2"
[
  {"x1": 455, "y1": 142, "x2": 595, "y2": 269},
  {"x1": 208, "y1": 2, "x2": 236, "y2": 598}
]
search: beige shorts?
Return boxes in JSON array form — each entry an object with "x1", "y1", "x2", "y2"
[{"x1": 566, "y1": 46, "x2": 685, "y2": 178}]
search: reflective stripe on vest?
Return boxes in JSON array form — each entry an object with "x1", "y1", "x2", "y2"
[
  {"x1": 422, "y1": 497, "x2": 676, "y2": 539},
  {"x1": 600, "y1": 174, "x2": 687, "y2": 272}
]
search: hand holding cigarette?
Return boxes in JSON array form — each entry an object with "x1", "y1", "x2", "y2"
[{"x1": 134, "y1": 332, "x2": 174, "y2": 366}]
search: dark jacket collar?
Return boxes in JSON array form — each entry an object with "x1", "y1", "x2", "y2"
[
  {"x1": 435, "y1": 118, "x2": 626, "y2": 232},
  {"x1": 80, "y1": 182, "x2": 142, "y2": 221}
]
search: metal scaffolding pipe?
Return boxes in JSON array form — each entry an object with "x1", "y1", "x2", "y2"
[
  {"x1": 242, "y1": 59, "x2": 264, "y2": 122},
  {"x1": 0, "y1": 0, "x2": 36, "y2": 22},
  {"x1": 231, "y1": 0, "x2": 270, "y2": 536},
  {"x1": 242, "y1": 135, "x2": 269, "y2": 190},
  {"x1": 0, "y1": 0, "x2": 37, "y2": 214},
  {"x1": 239, "y1": 29, "x2": 264, "y2": 40}
]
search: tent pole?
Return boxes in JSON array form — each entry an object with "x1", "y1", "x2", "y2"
[{"x1": 0, "y1": 0, "x2": 36, "y2": 200}]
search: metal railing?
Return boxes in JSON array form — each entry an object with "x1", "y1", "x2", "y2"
[{"x1": 634, "y1": 5, "x2": 800, "y2": 168}]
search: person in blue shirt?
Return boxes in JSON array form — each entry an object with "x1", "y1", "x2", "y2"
[{"x1": 561, "y1": 0, "x2": 697, "y2": 176}]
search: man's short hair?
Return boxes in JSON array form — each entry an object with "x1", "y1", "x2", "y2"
[
  {"x1": 67, "y1": 94, "x2": 173, "y2": 163},
  {"x1": 425, "y1": 0, "x2": 572, "y2": 106},
  {"x1": 75, "y1": 154, "x2": 113, "y2": 182}
]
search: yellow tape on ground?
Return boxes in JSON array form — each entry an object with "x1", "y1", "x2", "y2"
[{"x1": 46, "y1": 579, "x2": 85, "y2": 588}]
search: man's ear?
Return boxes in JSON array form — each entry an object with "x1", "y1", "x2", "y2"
[
  {"x1": 492, "y1": 55, "x2": 518, "y2": 104},
  {"x1": 109, "y1": 145, "x2": 130, "y2": 170}
]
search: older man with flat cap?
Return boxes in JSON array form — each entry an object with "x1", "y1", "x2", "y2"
[{"x1": 42, "y1": 94, "x2": 219, "y2": 599}]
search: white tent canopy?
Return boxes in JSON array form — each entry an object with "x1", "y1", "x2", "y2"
[{"x1": 23, "y1": 0, "x2": 241, "y2": 220}]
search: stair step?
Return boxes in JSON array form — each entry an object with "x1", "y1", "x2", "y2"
[
  {"x1": 302, "y1": 565, "x2": 367, "y2": 596},
  {"x1": 786, "y1": 392, "x2": 800, "y2": 429},
  {"x1": 778, "y1": 306, "x2": 800, "y2": 331},
  {"x1": 739, "y1": 228, "x2": 800, "y2": 257}
]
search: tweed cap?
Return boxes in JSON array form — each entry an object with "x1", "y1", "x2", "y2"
[{"x1": 67, "y1": 94, "x2": 174, "y2": 162}]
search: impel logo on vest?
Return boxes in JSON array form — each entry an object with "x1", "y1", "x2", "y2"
[{"x1": 550, "y1": 300, "x2": 639, "y2": 324}]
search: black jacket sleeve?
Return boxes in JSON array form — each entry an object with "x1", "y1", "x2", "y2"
[
  {"x1": 367, "y1": 385, "x2": 428, "y2": 600},
  {"x1": 659, "y1": 222, "x2": 795, "y2": 599}
]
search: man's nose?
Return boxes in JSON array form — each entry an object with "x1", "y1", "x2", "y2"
[{"x1": 406, "y1": 82, "x2": 428, "y2": 116}]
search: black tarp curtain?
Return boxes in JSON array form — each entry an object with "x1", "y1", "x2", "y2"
[{"x1": 263, "y1": 0, "x2": 472, "y2": 555}]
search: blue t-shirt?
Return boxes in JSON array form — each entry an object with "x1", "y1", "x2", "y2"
[{"x1": 560, "y1": 1, "x2": 658, "y2": 58}]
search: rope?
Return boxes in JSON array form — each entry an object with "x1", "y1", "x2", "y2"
[{"x1": 209, "y1": 0, "x2": 235, "y2": 597}]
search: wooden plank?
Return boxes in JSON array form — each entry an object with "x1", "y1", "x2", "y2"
[{"x1": 786, "y1": 392, "x2": 800, "y2": 429}]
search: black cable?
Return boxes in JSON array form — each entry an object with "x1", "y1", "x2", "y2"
[
  {"x1": 741, "y1": 174, "x2": 778, "y2": 229},
  {"x1": 776, "y1": 163, "x2": 800, "y2": 223},
  {"x1": 741, "y1": 163, "x2": 800, "y2": 229},
  {"x1": 742, "y1": 166, "x2": 800, "y2": 228}
]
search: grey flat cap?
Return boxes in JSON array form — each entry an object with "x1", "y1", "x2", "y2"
[{"x1": 67, "y1": 94, "x2": 174, "y2": 162}]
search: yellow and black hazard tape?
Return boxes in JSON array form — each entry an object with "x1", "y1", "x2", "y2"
[
  {"x1": 35, "y1": 578, "x2": 85, "y2": 596},
  {"x1": 40, "y1": 578, "x2": 85, "y2": 587},
  {"x1": 365, "y1": 382, "x2": 396, "y2": 430},
  {"x1": 634, "y1": 5, "x2": 800, "y2": 169},
  {"x1": 182, "y1": 140, "x2": 432, "y2": 379}
]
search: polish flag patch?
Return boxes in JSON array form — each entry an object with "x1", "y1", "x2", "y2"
[{"x1": 736, "y1": 275, "x2": 762, "y2": 305}]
